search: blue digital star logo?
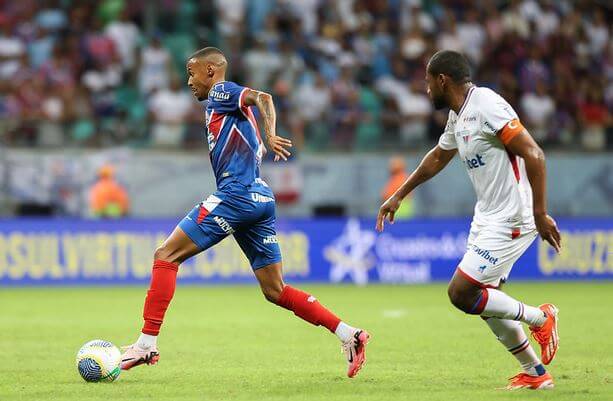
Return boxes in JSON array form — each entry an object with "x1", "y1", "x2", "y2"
[{"x1": 478, "y1": 265, "x2": 487, "y2": 273}]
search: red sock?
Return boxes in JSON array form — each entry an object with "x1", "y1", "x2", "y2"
[
  {"x1": 142, "y1": 260, "x2": 179, "y2": 336},
  {"x1": 276, "y1": 285, "x2": 341, "y2": 333}
]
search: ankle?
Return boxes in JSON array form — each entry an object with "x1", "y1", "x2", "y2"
[{"x1": 137, "y1": 333, "x2": 157, "y2": 350}]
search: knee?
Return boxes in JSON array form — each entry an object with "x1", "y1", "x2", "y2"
[
  {"x1": 261, "y1": 282, "x2": 284, "y2": 304},
  {"x1": 447, "y1": 284, "x2": 480, "y2": 314},
  {"x1": 154, "y1": 244, "x2": 179, "y2": 265}
]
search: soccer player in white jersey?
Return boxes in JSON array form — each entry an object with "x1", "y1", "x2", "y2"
[{"x1": 377, "y1": 50, "x2": 562, "y2": 390}]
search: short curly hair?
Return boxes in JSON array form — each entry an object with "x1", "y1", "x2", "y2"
[{"x1": 427, "y1": 50, "x2": 471, "y2": 84}]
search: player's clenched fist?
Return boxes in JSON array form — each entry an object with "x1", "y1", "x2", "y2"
[
  {"x1": 376, "y1": 194, "x2": 402, "y2": 232},
  {"x1": 267, "y1": 134, "x2": 292, "y2": 162}
]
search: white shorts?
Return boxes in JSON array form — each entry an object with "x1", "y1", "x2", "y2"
[{"x1": 457, "y1": 223, "x2": 537, "y2": 288}]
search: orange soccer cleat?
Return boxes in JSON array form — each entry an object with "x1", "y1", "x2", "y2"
[
  {"x1": 506, "y1": 372, "x2": 554, "y2": 390},
  {"x1": 529, "y1": 303, "x2": 559, "y2": 365}
]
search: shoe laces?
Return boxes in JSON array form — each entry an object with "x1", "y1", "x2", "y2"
[{"x1": 341, "y1": 338, "x2": 356, "y2": 358}]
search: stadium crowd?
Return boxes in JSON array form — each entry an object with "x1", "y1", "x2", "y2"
[{"x1": 0, "y1": 0, "x2": 611, "y2": 151}]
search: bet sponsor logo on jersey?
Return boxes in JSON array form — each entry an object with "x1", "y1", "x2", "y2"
[
  {"x1": 464, "y1": 154, "x2": 486, "y2": 169},
  {"x1": 471, "y1": 245, "x2": 499, "y2": 265}
]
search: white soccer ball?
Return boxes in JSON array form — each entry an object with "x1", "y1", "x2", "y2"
[{"x1": 76, "y1": 339, "x2": 121, "y2": 382}]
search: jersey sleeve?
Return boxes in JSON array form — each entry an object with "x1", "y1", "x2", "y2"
[
  {"x1": 479, "y1": 90, "x2": 527, "y2": 145},
  {"x1": 438, "y1": 112, "x2": 458, "y2": 150},
  {"x1": 209, "y1": 81, "x2": 250, "y2": 113}
]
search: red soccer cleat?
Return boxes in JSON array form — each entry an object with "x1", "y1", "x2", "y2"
[
  {"x1": 342, "y1": 330, "x2": 370, "y2": 378},
  {"x1": 529, "y1": 303, "x2": 559, "y2": 365},
  {"x1": 120, "y1": 344, "x2": 160, "y2": 370},
  {"x1": 506, "y1": 372, "x2": 554, "y2": 390}
]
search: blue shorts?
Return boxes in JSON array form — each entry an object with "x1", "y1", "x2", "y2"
[{"x1": 178, "y1": 187, "x2": 282, "y2": 270}]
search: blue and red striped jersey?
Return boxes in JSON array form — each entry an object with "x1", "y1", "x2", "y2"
[{"x1": 204, "y1": 81, "x2": 270, "y2": 194}]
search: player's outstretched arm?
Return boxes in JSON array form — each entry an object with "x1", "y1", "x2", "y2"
[
  {"x1": 505, "y1": 129, "x2": 561, "y2": 253},
  {"x1": 244, "y1": 89, "x2": 292, "y2": 162},
  {"x1": 376, "y1": 145, "x2": 456, "y2": 232}
]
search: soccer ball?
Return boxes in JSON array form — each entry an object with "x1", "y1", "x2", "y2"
[{"x1": 76, "y1": 340, "x2": 121, "y2": 382}]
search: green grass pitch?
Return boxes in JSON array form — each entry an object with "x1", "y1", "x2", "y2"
[{"x1": 1, "y1": 282, "x2": 612, "y2": 401}]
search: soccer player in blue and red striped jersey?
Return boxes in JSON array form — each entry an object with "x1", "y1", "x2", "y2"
[{"x1": 120, "y1": 47, "x2": 369, "y2": 378}]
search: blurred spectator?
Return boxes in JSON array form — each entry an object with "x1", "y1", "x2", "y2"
[
  {"x1": 139, "y1": 36, "x2": 172, "y2": 95},
  {"x1": 400, "y1": 2, "x2": 436, "y2": 34},
  {"x1": 291, "y1": 73, "x2": 331, "y2": 150},
  {"x1": 82, "y1": 58, "x2": 122, "y2": 117},
  {"x1": 214, "y1": 0, "x2": 245, "y2": 39},
  {"x1": 243, "y1": 38, "x2": 282, "y2": 90},
  {"x1": 483, "y1": 3, "x2": 504, "y2": 44},
  {"x1": 457, "y1": 8, "x2": 485, "y2": 65},
  {"x1": 331, "y1": 67, "x2": 360, "y2": 148},
  {"x1": 381, "y1": 156, "x2": 413, "y2": 219},
  {"x1": 89, "y1": 164, "x2": 130, "y2": 218},
  {"x1": 397, "y1": 80, "x2": 432, "y2": 146},
  {"x1": 400, "y1": 25, "x2": 427, "y2": 62},
  {"x1": 28, "y1": 27, "x2": 55, "y2": 68},
  {"x1": 519, "y1": 47, "x2": 549, "y2": 93},
  {"x1": 38, "y1": 85, "x2": 66, "y2": 146},
  {"x1": 281, "y1": 0, "x2": 320, "y2": 35},
  {"x1": 148, "y1": 78, "x2": 193, "y2": 147},
  {"x1": 40, "y1": 46, "x2": 76, "y2": 90},
  {"x1": 0, "y1": 22, "x2": 26, "y2": 77},
  {"x1": 579, "y1": 85, "x2": 609, "y2": 151},
  {"x1": 586, "y1": 9, "x2": 609, "y2": 57},
  {"x1": 35, "y1": 1, "x2": 67, "y2": 32},
  {"x1": 534, "y1": 0, "x2": 559, "y2": 39},
  {"x1": 84, "y1": 17, "x2": 117, "y2": 64},
  {"x1": 105, "y1": 9, "x2": 141, "y2": 71},
  {"x1": 276, "y1": 41, "x2": 304, "y2": 87},
  {"x1": 520, "y1": 81, "x2": 554, "y2": 143},
  {"x1": 437, "y1": 12, "x2": 463, "y2": 53},
  {"x1": 502, "y1": 0, "x2": 530, "y2": 38}
]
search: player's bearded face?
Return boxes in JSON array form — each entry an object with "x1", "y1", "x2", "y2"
[
  {"x1": 426, "y1": 73, "x2": 448, "y2": 110},
  {"x1": 431, "y1": 90, "x2": 447, "y2": 110}
]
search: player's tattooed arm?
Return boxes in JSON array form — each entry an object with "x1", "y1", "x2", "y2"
[
  {"x1": 243, "y1": 89, "x2": 292, "y2": 162},
  {"x1": 506, "y1": 129, "x2": 561, "y2": 253},
  {"x1": 377, "y1": 145, "x2": 456, "y2": 232}
]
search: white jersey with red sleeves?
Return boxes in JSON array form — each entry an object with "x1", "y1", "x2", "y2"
[{"x1": 438, "y1": 86, "x2": 534, "y2": 229}]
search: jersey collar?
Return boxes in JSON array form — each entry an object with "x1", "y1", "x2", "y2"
[{"x1": 457, "y1": 85, "x2": 476, "y2": 118}]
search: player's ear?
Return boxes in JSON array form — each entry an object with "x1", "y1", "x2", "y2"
[{"x1": 438, "y1": 74, "x2": 447, "y2": 90}]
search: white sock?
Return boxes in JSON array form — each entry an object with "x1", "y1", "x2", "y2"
[
  {"x1": 335, "y1": 322, "x2": 356, "y2": 343},
  {"x1": 482, "y1": 289, "x2": 547, "y2": 327},
  {"x1": 484, "y1": 318, "x2": 545, "y2": 376},
  {"x1": 137, "y1": 333, "x2": 157, "y2": 350}
]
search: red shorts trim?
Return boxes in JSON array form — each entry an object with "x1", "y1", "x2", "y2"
[
  {"x1": 196, "y1": 205, "x2": 210, "y2": 224},
  {"x1": 455, "y1": 267, "x2": 500, "y2": 289}
]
